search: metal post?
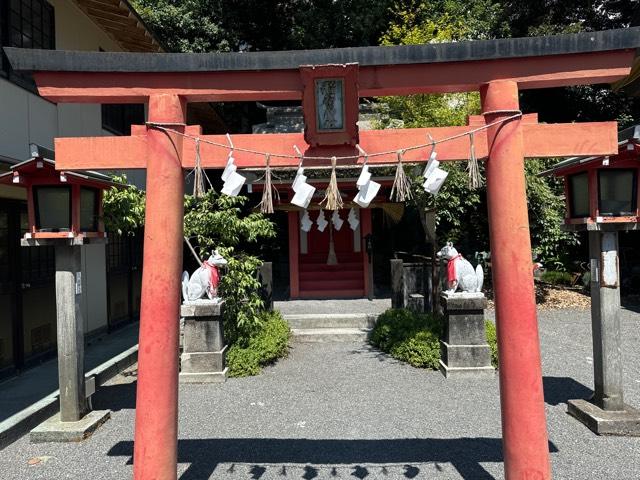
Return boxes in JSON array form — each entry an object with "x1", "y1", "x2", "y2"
[
  {"x1": 481, "y1": 80, "x2": 551, "y2": 479},
  {"x1": 55, "y1": 245, "x2": 87, "y2": 422},
  {"x1": 133, "y1": 94, "x2": 186, "y2": 480}
]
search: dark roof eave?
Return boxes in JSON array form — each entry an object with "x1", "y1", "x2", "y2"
[{"x1": 4, "y1": 27, "x2": 640, "y2": 73}]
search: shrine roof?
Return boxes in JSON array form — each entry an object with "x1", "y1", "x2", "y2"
[
  {"x1": 5, "y1": 28, "x2": 640, "y2": 73},
  {"x1": 0, "y1": 153, "x2": 119, "y2": 189}
]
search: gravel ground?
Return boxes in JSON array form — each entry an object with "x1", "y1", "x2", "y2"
[{"x1": 1, "y1": 308, "x2": 639, "y2": 479}]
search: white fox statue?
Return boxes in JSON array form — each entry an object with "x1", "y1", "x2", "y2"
[{"x1": 437, "y1": 242, "x2": 484, "y2": 294}]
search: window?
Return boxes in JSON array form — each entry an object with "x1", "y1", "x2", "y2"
[
  {"x1": 33, "y1": 185, "x2": 71, "y2": 231},
  {"x1": 598, "y1": 169, "x2": 637, "y2": 217},
  {"x1": 80, "y1": 187, "x2": 98, "y2": 231},
  {"x1": 102, "y1": 104, "x2": 145, "y2": 135},
  {"x1": 568, "y1": 172, "x2": 590, "y2": 218},
  {"x1": 1, "y1": 0, "x2": 55, "y2": 89}
]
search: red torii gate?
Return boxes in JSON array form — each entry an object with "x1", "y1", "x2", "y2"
[{"x1": 6, "y1": 27, "x2": 640, "y2": 480}]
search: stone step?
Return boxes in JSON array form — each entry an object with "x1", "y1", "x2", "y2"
[
  {"x1": 284, "y1": 313, "x2": 377, "y2": 329},
  {"x1": 291, "y1": 327, "x2": 372, "y2": 343}
]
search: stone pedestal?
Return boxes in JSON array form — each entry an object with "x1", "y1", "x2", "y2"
[
  {"x1": 390, "y1": 259, "x2": 432, "y2": 312},
  {"x1": 30, "y1": 244, "x2": 109, "y2": 443},
  {"x1": 567, "y1": 231, "x2": 640, "y2": 436},
  {"x1": 439, "y1": 292, "x2": 494, "y2": 378},
  {"x1": 179, "y1": 300, "x2": 228, "y2": 383}
]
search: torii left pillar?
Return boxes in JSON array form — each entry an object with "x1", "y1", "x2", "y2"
[{"x1": 133, "y1": 94, "x2": 185, "y2": 480}]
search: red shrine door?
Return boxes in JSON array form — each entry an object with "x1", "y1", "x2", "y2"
[{"x1": 289, "y1": 208, "x2": 371, "y2": 299}]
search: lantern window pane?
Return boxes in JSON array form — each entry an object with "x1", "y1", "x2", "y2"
[
  {"x1": 568, "y1": 172, "x2": 590, "y2": 218},
  {"x1": 80, "y1": 188, "x2": 99, "y2": 231},
  {"x1": 598, "y1": 169, "x2": 637, "y2": 217},
  {"x1": 34, "y1": 186, "x2": 71, "y2": 231}
]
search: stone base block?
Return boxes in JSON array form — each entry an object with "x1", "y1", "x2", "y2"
[
  {"x1": 440, "y1": 341, "x2": 492, "y2": 369},
  {"x1": 439, "y1": 361, "x2": 495, "y2": 378},
  {"x1": 30, "y1": 410, "x2": 110, "y2": 443},
  {"x1": 179, "y1": 367, "x2": 228, "y2": 384},
  {"x1": 181, "y1": 345, "x2": 227, "y2": 374},
  {"x1": 568, "y1": 399, "x2": 640, "y2": 436}
]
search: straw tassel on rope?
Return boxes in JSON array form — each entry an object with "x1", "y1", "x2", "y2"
[
  {"x1": 321, "y1": 156, "x2": 343, "y2": 211},
  {"x1": 467, "y1": 132, "x2": 482, "y2": 189},
  {"x1": 192, "y1": 138, "x2": 206, "y2": 198},
  {"x1": 259, "y1": 153, "x2": 278, "y2": 214},
  {"x1": 391, "y1": 150, "x2": 412, "y2": 202}
]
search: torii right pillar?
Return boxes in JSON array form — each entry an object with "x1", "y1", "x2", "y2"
[{"x1": 482, "y1": 80, "x2": 551, "y2": 479}]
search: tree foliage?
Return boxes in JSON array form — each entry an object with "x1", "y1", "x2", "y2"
[
  {"x1": 131, "y1": 0, "x2": 395, "y2": 53},
  {"x1": 378, "y1": 1, "x2": 579, "y2": 266},
  {"x1": 183, "y1": 190, "x2": 276, "y2": 340},
  {"x1": 102, "y1": 174, "x2": 146, "y2": 235}
]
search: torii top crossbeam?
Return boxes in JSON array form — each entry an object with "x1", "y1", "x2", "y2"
[
  {"x1": 5, "y1": 27, "x2": 640, "y2": 480},
  {"x1": 5, "y1": 28, "x2": 640, "y2": 170}
]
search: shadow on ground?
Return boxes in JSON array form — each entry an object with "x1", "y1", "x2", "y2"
[
  {"x1": 108, "y1": 437, "x2": 559, "y2": 479},
  {"x1": 543, "y1": 376, "x2": 592, "y2": 406},
  {"x1": 92, "y1": 379, "x2": 137, "y2": 412}
]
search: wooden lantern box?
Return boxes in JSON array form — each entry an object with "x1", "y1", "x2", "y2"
[
  {"x1": 0, "y1": 148, "x2": 116, "y2": 245},
  {"x1": 551, "y1": 125, "x2": 640, "y2": 231}
]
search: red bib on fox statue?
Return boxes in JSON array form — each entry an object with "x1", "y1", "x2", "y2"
[
  {"x1": 446, "y1": 253, "x2": 463, "y2": 283},
  {"x1": 437, "y1": 243, "x2": 484, "y2": 293}
]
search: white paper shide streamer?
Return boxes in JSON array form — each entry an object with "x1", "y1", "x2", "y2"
[
  {"x1": 354, "y1": 165, "x2": 381, "y2": 208},
  {"x1": 422, "y1": 148, "x2": 448, "y2": 195},
  {"x1": 316, "y1": 209, "x2": 329, "y2": 232},
  {"x1": 221, "y1": 150, "x2": 246, "y2": 197},
  {"x1": 347, "y1": 207, "x2": 359, "y2": 231},
  {"x1": 290, "y1": 166, "x2": 316, "y2": 209},
  {"x1": 300, "y1": 210, "x2": 313, "y2": 232},
  {"x1": 331, "y1": 210, "x2": 344, "y2": 231}
]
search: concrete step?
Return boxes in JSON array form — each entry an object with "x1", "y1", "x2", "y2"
[
  {"x1": 284, "y1": 313, "x2": 377, "y2": 329},
  {"x1": 291, "y1": 327, "x2": 372, "y2": 343}
]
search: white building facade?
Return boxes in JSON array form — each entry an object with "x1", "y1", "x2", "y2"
[{"x1": 0, "y1": 0, "x2": 160, "y2": 377}]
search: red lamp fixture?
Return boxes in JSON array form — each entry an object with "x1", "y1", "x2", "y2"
[{"x1": 0, "y1": 144, "x2": 117, "y2": 244}]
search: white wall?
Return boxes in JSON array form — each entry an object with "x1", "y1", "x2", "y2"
[{"x1": 0, "y1": 1, "x2": 139, "y2": 337}]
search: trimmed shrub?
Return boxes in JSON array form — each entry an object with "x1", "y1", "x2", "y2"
[
  {"x1": 485, "y1": 320, "x2": 498, "y2": 368},
  {"x1": 370, "y1": 309, "x2": 443, "y2": 369},
  {"x1": 371, "y1": 308, "x2": 499, "y2": 370},
  {"x1": 540, "y1": 270, "x2": 574, "y2": 286},
  {"x1": 227, "y1": 310, "x2": 290, "y2": 378}
]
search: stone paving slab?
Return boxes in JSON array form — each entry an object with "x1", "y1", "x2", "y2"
[
  {"x1": 275, "y1": 298, "x2": 391, "y2": 316},
  {"x1": 0, "y1": 309, "x2": 639, "y2": 479}
]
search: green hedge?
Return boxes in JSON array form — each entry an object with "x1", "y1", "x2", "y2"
[
  {"x1": 227, "y1": 310, "x2": 291, "y2": 378},
  {"x1": 370, "y1": 309, "x2": 498, "y2": 369},
  {"x1": 540, "y1": 270, "x2": 574, "y2": 286}
]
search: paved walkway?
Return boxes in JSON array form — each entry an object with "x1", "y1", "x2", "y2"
[
  {"x1": 0, "y1": 322, "x2": 139, "y2": 423},
  {"x1": 275, "y1": 298, "x2": 391, "y2": 316},
  {"x1": 1, "y1": 308, "x2": 639, "y2": 479}
]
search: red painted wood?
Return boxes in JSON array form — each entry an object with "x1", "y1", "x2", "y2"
[
  {"x1": 360, "y1": 208, "x2": 372, "y2": 298},
  {"x1": 71, "y1": 184, "x2": 80, "y2": 234},
  {"x1": 133, "y1": 94, "x2": 186, "y2": 480},
  {"x1": 589, "y1": 169, "x2": 599, "y2": 219},
  {"x1": 300, "y1": 64, "x2": 359, "y2": 147},
  {"x1": 297, "y1": 210, "x2": 365, "y2": 298},
  {"x1": 26, "y1": 185, "x2": 36, "y2": 234},
  {"x1": 481, "y1": 80, "x2": 550, "y2": 479},
  {"x1": 33, "y1": 50, "x2": 633, "y2": 103},
  {"x1": 288, "y1": 211, "x2": 300, "y2": 299},
  {"x1": 54, "y1": 122, "x2": 619, "y2": 171}
]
